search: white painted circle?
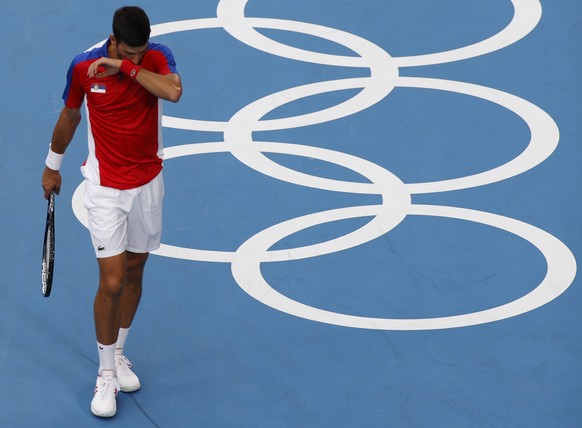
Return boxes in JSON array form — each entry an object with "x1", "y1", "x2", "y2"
[{"x1": 231, "y1": 204, "x2": 576, "y2": 330}]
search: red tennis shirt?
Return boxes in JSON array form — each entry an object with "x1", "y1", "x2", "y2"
[{"x1": 63, "y1": 40, "x2": 178, "y2": 190}]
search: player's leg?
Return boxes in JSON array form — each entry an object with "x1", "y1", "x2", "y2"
[
  {"x1": 84, "y1": 179, "x2": 131, "y2": 417},
  {"x1": 114, "y1": 172, "x2": 164, "y2": 393},
  {"x1": 91, "y1": 252, "x2": 126, "y2": 417},
  {"x1": 95, "y1": 253, "x2": 127, "y2": 345},
  {"x1": 114, "y1": 251, "x2": 148, "y2": 392},
  {"x1": 119, "y1": 251, "x2": 148, "y2": 329}
]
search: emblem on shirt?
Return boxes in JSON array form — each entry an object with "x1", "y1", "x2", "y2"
[{"x1": 90, "y1": 83, "x2": 106, "y2": 93}]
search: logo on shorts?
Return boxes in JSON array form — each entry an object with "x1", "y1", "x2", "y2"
[{"x1": 97, "y1": 245, "x2": 105, "y2": 251}]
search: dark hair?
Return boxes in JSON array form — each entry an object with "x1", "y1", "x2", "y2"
[{"x1": 112, "y1": 6, "x2": 151, "y2": 47}]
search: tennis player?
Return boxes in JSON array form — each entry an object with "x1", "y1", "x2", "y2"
[{"x1": 41, "y1": 6, "x2": 182, "y2": 417}]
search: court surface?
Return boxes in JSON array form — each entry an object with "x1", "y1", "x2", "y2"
[{"x1": 1, "y1": 1, "x2": 582, "y2": 426}]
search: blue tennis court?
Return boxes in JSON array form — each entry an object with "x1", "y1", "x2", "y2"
[{"x1": 2, "y1": 0, "x2": 582, "y2": 426}]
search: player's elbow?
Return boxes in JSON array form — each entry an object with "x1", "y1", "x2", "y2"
[
  {"x1": 61, "y1": 107, "x2": 82, "y2": 125},
  {"x1": 163, "y1": 74, "x2": 182, "y2": 103},
  {"x1": 167, "y1": 85, "x2": 182, "y2": 103}
]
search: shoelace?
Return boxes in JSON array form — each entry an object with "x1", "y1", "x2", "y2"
[
  {"x1": 117, "y1": 354, "x2": 133, "y2": 370},
  {"x1": 96, "y1": 373, "x2": 119, "y2": 398}
]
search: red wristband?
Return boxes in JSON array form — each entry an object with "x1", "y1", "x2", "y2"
[{"x1": 119, "y1": 59, "x2": 141, "y2": 80}]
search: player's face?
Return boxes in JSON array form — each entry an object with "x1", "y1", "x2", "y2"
[{"x1": 115, "y1": 42, "x2": 148, "y2": 65}]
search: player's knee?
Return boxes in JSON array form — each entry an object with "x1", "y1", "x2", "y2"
[
  {"x1": 126, "y1": 253, "x2": 148, "y2": 281},
  {"x1": 99, "y1": 274, "x2": 125, "y2": 296}
]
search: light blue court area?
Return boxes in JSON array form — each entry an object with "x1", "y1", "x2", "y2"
[{"x1": 2, "y1": 0, "x2": 582, "y2": 426}]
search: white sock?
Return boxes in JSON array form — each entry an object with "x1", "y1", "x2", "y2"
[
  {"x1": 97, "y1": 342, "x2": 116, "y2": 375},
  {"x1": 115, "y1": 327, "x2": 130, "y2": 357}
]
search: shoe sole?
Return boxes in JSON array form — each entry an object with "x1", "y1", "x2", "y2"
[
  {"x1": 91, "y1": 404, "x2": 116, "y2": 418},
  {"x1": 120, "y1": 383, "x2": 141, "y2": 393}
]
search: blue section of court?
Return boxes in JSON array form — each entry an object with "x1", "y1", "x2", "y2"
[{"x1": 2, "y1": 1, "x2": 582, "y2": 426}]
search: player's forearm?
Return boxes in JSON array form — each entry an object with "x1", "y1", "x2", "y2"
[
  {"x1": 50, "y1": 107, "x2": 81, "y2": 154},
  {"x1": 135, "y1": 69, "x2": 182, "y2": 103},
  {"x1": 43, "y1": 107, "x2": 80, "y2": 197}
]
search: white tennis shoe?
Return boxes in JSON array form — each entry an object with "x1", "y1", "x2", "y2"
[
  {"x1": 116, "y1": 354, "x2": 141, "y2": 392},
  {"x1": 91, "y1": 369, "x2": 119, "y2": 418}
]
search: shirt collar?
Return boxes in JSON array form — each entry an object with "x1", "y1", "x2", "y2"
[{"x1": 100, "y1": 39, "x2": 111, "y2": 58}]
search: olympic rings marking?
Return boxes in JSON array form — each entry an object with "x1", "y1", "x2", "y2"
[{"x1": 72, "y1": 0, "x2": 576, "y2": 330}]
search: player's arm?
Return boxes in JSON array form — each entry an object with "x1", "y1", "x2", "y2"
[
  {"x1": 135, "y1": 69, "x2": 182, "y2": 103},
  {"x1": 87, "y1": 57, "x2": 182, "y2": 102},
  {"x1": 42, "y1": 106, "x2": 81, "y2": 199}
]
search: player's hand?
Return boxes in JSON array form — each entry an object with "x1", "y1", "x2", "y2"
[
  {"x1": 87, "y1": 57, "x2": 123, "y2": 79},
  {"x1": 42, "y1": 167, "x2": 62, "y2": 199}
]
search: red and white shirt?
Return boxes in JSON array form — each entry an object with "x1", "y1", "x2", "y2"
[{"x1": 63, "y1": 40, "x2": 178, "y2": 190}]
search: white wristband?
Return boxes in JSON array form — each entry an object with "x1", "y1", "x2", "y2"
[{"x1": 45, "y1": 145, "x2": 64, "y2": 171}]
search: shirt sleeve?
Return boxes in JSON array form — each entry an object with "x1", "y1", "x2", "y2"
[
  {"x1": 148, "y1": 44, "x2": 178, "y2": 75},
  {"x1": 62, "y1": 60, "x2": 85, "y2": 108}
]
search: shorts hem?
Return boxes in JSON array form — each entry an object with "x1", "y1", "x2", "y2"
[
  {"x1": 95, "y1": 248, "x2": 126, "y2": 259},
  {"x1": 126, "y1": 244, "x2": 161, "y2": 254}
]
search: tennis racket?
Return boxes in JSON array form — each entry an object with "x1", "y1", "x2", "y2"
[{"x1": 41, "y1": 190, "x2": 55, "y2": 297}]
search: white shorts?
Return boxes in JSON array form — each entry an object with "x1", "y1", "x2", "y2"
[{"x1": 84, "y1": 173, "x2": 164, "y2": 258}]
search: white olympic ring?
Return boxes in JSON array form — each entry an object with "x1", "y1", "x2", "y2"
[{"x1": 232, "y1": 204, "x2": 576, "y2": 330}]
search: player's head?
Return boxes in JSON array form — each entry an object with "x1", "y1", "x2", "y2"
[{"x1": 112, "y1": 6, "x2": 151, "y2": 48}]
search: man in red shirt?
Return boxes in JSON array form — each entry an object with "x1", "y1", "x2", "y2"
[{"x1": 41, "y1": 6, "x2": 182, "y2": 417}]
